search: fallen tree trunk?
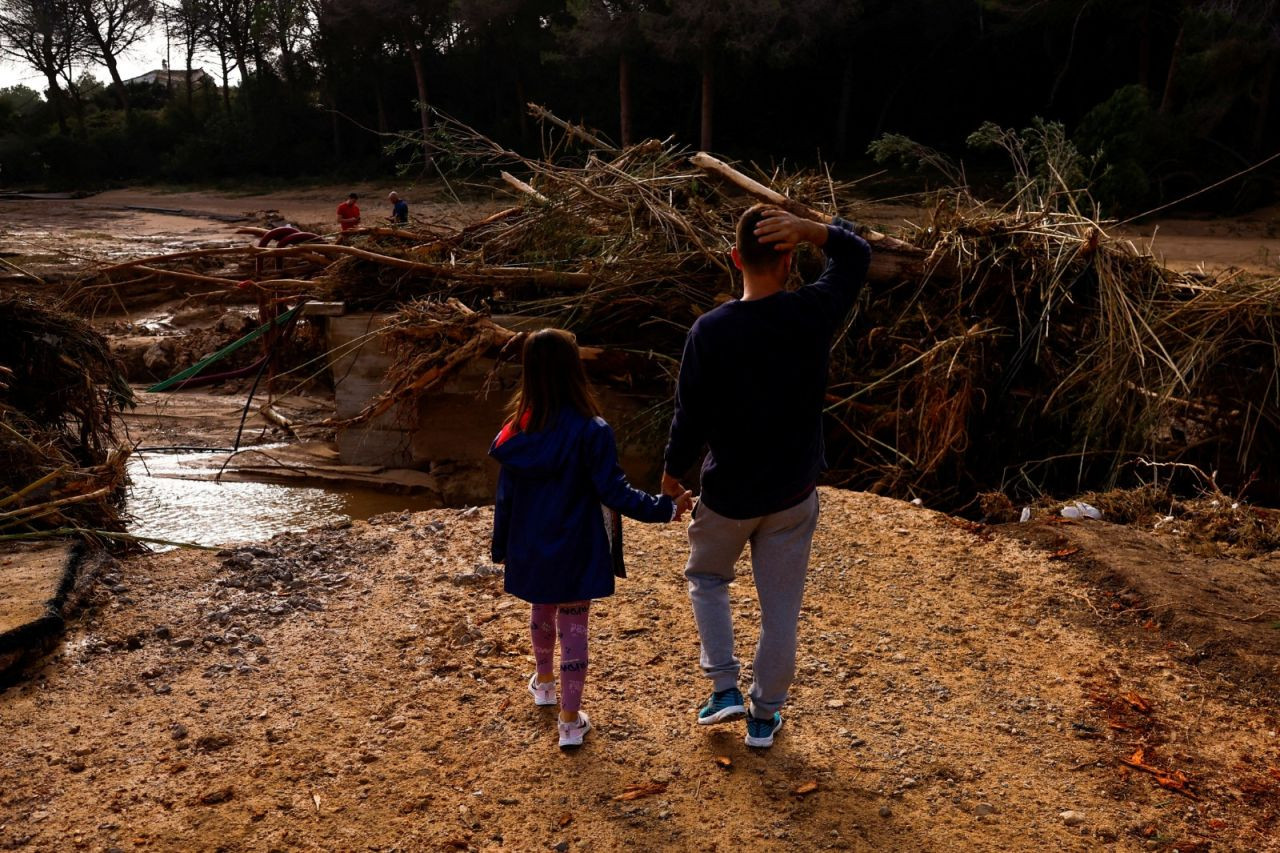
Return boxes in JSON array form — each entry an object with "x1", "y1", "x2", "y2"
[{"x1": 690, "y1": 152, "x2": 933, "y2": 283}]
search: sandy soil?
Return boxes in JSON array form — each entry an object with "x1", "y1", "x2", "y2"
[
  {"x1": 1113, "y1": 205, "x2": 1280, "y2": 275},
  {"x1": 1, "y1": 489, "x2": 1277, "y2": 852}
]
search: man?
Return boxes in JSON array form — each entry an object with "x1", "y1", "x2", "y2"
[
  {"x1": 387, "y1": 191, "x2": 409, "y2": 224},
  {"x1": 663, "y1": 204, "x2": 871, "y2": 748},
  {"x1": 337, "y1": 193, "x2": 361, "y2": 231}
]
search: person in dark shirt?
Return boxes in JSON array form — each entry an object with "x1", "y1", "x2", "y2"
[
  {"x1": 663, "y1": 203, "x2": 871, "y2": 748},
  {"x1": 387, "y1": 191, "x2": 409, "y2": 224}
]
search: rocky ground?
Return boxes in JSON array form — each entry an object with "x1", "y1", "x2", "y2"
[{"x1": 1, "y1": 489, "x2": 1277, "y2": 852}]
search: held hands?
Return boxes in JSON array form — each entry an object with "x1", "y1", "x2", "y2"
[
  {"x1": 673, "y1": 490, "x2": 694, "y2": 521},
  {"x1": 662, "y1": 472, "x2": 694, "y2": 522},
  {"x1": 754, "y1": 208, "x2": 829, "y2": 253}
]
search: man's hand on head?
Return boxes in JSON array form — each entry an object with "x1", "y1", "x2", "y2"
[{"x1": 754, "y1": 208, "x2": 829, "y2": 253}]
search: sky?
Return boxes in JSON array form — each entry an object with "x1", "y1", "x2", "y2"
[{"x1": 0, "y1": 32, "x2": 221, "y2": 93}]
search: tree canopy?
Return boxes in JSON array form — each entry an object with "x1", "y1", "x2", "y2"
[{"x1": 0, "y1": 0, "x2": 1275, "y2": 213}]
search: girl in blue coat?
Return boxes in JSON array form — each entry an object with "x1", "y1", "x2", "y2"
[{"x1": 490, "y1": 329, "x2": 691, "y2": 748}]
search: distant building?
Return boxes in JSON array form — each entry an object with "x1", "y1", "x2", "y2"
[{"x1": 124, "y1": 68, "x2": 212, "y2": 90}]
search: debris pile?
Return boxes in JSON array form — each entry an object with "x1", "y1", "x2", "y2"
[
  {"x1": 0, "y1": 296, "x2": 132, "y2": 540},
  {"x1": 69, "y1": 106, "x2": 1280, "y2": 508}
]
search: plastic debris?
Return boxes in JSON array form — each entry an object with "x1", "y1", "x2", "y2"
[{"x1": 1060, "y1": 502, "x2": 1102, "y2": 520}]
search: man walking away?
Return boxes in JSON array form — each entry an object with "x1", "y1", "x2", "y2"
[
  {"x1": 663, "y1": 204, "x2": 871, "y2": 748},
  {"x1": 388, "y1": 191, "x2": 409, "y2": 224}
]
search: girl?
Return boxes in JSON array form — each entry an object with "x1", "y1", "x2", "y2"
[{"x1": 490, "y1": 328, "x2": 691, "y2": 748}]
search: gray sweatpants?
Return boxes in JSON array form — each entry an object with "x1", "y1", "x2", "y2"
[{"x1": 685, "y1": 491, "x2": 820, "y2": 718}]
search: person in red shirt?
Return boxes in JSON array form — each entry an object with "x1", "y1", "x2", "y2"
[{"x1": 337, "y1": 193, "x2": 360, "y2": 231}]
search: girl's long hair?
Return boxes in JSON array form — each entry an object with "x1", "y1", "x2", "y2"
[{"x1": 506, "y1": 328, "x2": 601, "y2": 432}]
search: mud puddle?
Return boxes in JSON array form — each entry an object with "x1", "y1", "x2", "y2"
[{"x1": 125, "y1": 451, "x2": 441, "y2": 550}]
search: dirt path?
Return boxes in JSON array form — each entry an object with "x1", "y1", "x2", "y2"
[{"x1": 2, "y1": 489, "x2": 1276, "y2": 852}]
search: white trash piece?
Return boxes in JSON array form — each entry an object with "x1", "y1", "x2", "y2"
[
  {"x1": 1019, "y1": 506, "x2": 1032, "y2": 523},
  {"x1": 1060, "y1": 501, "x2": 1102, "y2": 520}
]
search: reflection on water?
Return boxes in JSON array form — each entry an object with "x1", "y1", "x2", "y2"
[{"x1": 126, "y1": 452, "x2": 442, "y2": 551}]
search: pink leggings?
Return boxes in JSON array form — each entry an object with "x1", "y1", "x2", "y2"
[{"x1": 530, "y1": 601, "x2": 590, "y2": 714}]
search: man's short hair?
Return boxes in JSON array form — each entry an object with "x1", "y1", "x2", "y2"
[
  {"x1": 348, "y1": 193, "x2": 358, "y2": 200},
  {"x1": 736, "y1": 203, "x2": 785, "y2": 271}
]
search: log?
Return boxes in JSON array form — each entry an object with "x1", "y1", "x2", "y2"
[
  {"x1": 526, "y1": 103, "x2": 618, "y2": 153},
  {"x1": 467, "y1": 206, "x2": 523, "y2": 229},
  {"x1": 689, "y1": 152, "x2": 933, "y2": 283},
  {"x1": 690, "y1": 152, "x2": 830, "y2": 221},
  {"x1": 133, "y1": 265, "x2": 240, "y2": 287},
  {"x1": 259, "y1": 404, "x2": 297, "y2": 438},
  {"x1": 501, "y1": 171, "x2": 549, "y2": 205}
]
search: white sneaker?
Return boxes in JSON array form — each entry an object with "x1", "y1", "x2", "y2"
[
  {"x1": 558, "y1": 711, "x2": 591, "y2": 748},
  {"x1": 528, "y1": 673, "x2": 556, "y2": 707}
]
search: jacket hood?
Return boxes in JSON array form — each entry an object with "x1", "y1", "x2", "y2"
[{"x1": 489, "y1": 409, "x2": 588, "y2": 478}]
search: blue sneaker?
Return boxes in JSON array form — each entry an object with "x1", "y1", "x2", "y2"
[
  {"x1": 697, "y1": 687, "x2": 746, "y2": 725},
  {"x1": 745, "y1": 712, "x2": 783, "y2": 748}
]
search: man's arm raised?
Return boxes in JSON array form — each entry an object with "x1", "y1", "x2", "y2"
[{"x1": 759, "y1": 208, "x2": 871, "y2": 323}]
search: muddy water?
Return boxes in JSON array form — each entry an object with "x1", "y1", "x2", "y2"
[{"x1": 126, "y1": 452, "x2": 443, "y2": 550}]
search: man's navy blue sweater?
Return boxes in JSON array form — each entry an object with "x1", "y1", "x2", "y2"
[{"x1": 664, "y1": 224, "x2": 872, "y2": 519}]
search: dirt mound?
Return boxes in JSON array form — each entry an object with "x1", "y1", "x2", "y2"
[{"x1": 1008, "y1": 516, "x2": 1280, "y2": 692}]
